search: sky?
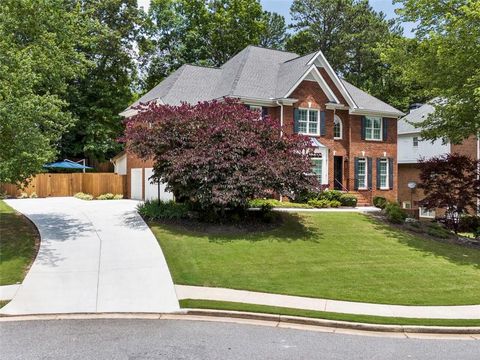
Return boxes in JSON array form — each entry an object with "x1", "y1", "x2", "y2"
[{"x1": 137, "y1": 0, "x2": 416, "y2": 38}]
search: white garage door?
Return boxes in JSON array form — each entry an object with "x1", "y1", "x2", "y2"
[
  {"x1": 130, "y1": 168, "x2": 143, "y2": 200},
  {"x1": 145, "y1": 168, "x2": 174, "y2": 202}
]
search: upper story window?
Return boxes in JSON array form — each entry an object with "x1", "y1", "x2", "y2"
[
  {"x1": 333, "y1": 115, "x2": 342, "y2": 139},
  {"x1": 365, "y1": 116, "x2": 382, "y2": 141},
  {"x1": 413, "y1": 136, "x2": 419, "y2": 147},
  {"x1": 298, "y1": 108, "x2": 319, "y2": 135}
]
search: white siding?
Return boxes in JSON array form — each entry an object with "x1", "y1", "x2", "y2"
[
  {"x1": 144, "y1": 168, "x2": 174, "y2": 202},
  {"x1": 130, "y1": 168, "x2": 143, "y2": 200},
  {"x1": 398, "y1": 134, "x2": 450, "y2": 164},
  {"x1": 113, "y1": 155, "x2": 127, "y2": 175}
]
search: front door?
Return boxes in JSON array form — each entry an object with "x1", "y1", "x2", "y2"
[{"x1": 334, "y1": 156, "x2": 343, "y2": 190}]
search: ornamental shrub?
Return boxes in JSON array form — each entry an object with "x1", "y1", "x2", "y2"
[
  {"x1": 74, "y1": 192, "x2": 93, "y2": 200},
  {"x1": 124, "y1": 99, "x2": 318, "y2": 218},
  {"x1": 385, "y1": 202, "x2": 407, "y2": 224},
  {"x1": 373, "y1": 196, "x2": 387, "y2": 209},
  {"x1": 137, "y1": 200, "x2": 189, "y2": 221},
  {"x1": 319, "y1": 189, "x2": 343, "y2": 202},
  {"x1": 339, "y1": 194, "x2": 357, "y2": 207},
  {"x1": 458, "y1": 216, "x2": 480, "y2": 233},
  {"x1": 97, "y1": 193, "x2": 115, "y2": 200}
]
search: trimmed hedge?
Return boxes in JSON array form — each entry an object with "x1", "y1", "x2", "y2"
[{"x1": 137, "y1": 200, "x2": 189, "y2": 220}]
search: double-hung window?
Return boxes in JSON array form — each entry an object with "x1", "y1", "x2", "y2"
[
  {"x1": 365, "y1": 116, "x2": 382, "y2": 140},
  {"x1": 298, "y1": 109, "x2": 319, "y2": 135},
  {"x1": 311, "y1": 158, "x2": 322, "y2": 183},
  {"x1": 413, "y1": 136, "x2": 419, "y2": 147},
  {"x1": 333, "y1": 115, "x2": 342, "y2": 139},
  {"x1": 378, "y1": 158, "x2": 389, "y2": 189},
  {"x1": 357, "y1": 158, "x2": 367, "y2": 189}
]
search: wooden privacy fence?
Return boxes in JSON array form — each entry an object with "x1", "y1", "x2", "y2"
[{"x1": 1, "y1": 173, "x2": 127, "y2": 198}]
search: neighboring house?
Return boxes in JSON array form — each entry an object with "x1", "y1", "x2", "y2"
[
  {"x1": 118, "y1": 45, "x2": 404, "y2": 203},
  {"x1": 397, "y1": 100, "x2": 479, "y2": 217}
]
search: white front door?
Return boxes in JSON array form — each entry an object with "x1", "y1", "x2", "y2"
[
  {"x1": 144, "y1": 168, "x2": 174, "y2": 202},
  {"x1": 130, "y1": 168, "x2": 143, "y2": 200}
]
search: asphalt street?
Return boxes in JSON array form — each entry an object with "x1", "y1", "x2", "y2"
[
  {"x1": 0, "y1": 319, "x2": 480, "y2": 360},
  {"x1": 0, "y1": 319, "x2": 478, "y2": 360}
]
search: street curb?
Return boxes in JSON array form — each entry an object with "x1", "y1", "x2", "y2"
[
  {"x1": 0, "y1": 309, "x2": 479, "y2": 336},
  {"x1": 184, "y1": 309, "x2": 480, "y2": 335}
]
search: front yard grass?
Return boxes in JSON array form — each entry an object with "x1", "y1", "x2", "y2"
[
  {"x1": 0, "y1": 200, "x2": 38, "y2": 285},
  {"x1": 151, "y1": 212, "x2": 480, "y2": 305},
  {"x1": 180, "y1": 299, "x2": 480, "y2": 327}
]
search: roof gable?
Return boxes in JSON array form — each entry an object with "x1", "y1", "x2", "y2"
[{"x1": 121, "y1": 45, "x2": 403, "y2": 118}]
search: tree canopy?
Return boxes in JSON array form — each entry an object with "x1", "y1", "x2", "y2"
[
  {"x1": 140, "y1": 0, "x2": 287, "y2": 90},
  {"x1": 392, "y1": 0, "x2": 480, "y2": 142},
  {"x1": 124, "y1": 100, "x2": 318, "y2": 213},
  {"x1": 0, "y1": 0, "x2": 91, "y2": 185}
]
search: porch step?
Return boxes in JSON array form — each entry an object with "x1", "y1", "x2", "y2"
[{"x1": 348, "y1": 191, "x2": 372, "y2": 207}]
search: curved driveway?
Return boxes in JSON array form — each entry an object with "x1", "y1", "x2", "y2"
[{"x1": 1, "y1": 198, "x2": 179, "y2": 315}]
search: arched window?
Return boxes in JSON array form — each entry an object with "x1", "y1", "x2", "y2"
[{"x1": 334, "y1": 115, "x2": 342, "y2": 139}]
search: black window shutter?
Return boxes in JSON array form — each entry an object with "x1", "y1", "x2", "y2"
[
  {"x1": 261, "y1": 107, "x2": 268, "y2": 119},
  {"x1": 376, "y1": 158, "x2": 381, "y2": 189},
  {"x1": 367, "y1": 157, "x2": 373, "y2": 189},
  {"x1": 388, "y1": 157, "x2": 394, "y2": 190},
  {"x1": 382, "y1": 118, "x2": 388, "y2": 141},
  {"x1": 354, "y1": 157, "x2": 359, "y2": 190},
  {"x1": 294, "y1": 108, "x2": 299, "y2": 133},
  {"x1": 361, "y1": 116, "x2": 366, "y2": 140},
  {"x1": 320, "y1": 111, "x2": 326, "y2": 136}
]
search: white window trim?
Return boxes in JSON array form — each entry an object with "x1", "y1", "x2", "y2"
[
  {"x1": 379, "y1": 158, "x2": 389, "y2": 190},
  {"x1": 333, "y1": 115, "x2": 343, "y2": 140},
  {"x1": 357, "y1": 157, "x2": 368, "y2": 190},
  {"x1": 365, "y1": 116, "x2": 383, "y2": 141},
  {"x1": 402, "y1": 201, "x2": 412, "y2": 209},
  {"x1": 298, "y1": 108, "x2": 320, "y2": 136},
  {"x1": 420, "y1": 207, "x2": 436, "y2": 218}
]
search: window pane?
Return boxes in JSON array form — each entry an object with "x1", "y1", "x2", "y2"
[
  {"x1": 373, "y1": 129, "x2": 381, "y2": 139},
  {"x1": 373, "y1": 118, "x2": 381, "y2": 129},
  {"x1": 379, "y1": 159, "x2": 388, "y2": 188},
  {"x1": 357, "y1": 159, "x2": 366, "y2": 188},
  {"x1": 311, "y1": 159, "x2": 322, "y2": 182},
  {"x1": 309, "y1": 110, "x2": 318, "y2": 135},
  {"x1": 298, "y1": 122, "x2": 307, "y2": 133},
  {"x1": 309, "y1": 121, "x2": 318, "y2": 134},
  {"x1": 298, "y1": 109, "x2": 308, "y2": 122}
]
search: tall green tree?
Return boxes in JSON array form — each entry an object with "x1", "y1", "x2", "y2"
[
  {"x1": 60, "y1": 0, "x2": 144, "y2": 161},
  {"x1": 286, "y1": 0, "x2": 404, "y2": 108},
  {"x1": 394, "y1": 0, "x2": 480, "y2": 143},
  {"x1": 260, "y1": 11, "x2": 289, "y2": 50},
  {"x1": 141, "y1": 0, "x2": 286, "y2": 90},
  {"x1": 0, "y1": 0, "x2": 91, "y2": 185}
]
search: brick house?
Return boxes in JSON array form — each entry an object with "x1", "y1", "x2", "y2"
[
  {"x1": 117, "y1": 46, "x2": 404, "y2": 203},
  {"x1": 397, "y1": 100, "x2": 479, "y2": 217}
]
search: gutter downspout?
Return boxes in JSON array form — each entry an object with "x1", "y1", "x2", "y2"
[
  {"x1": 276, "y1": 100, "x2": 284, "y2": 138},
  {"x1": 276, "y1": 100, "x2": 284, "y2": 202}
]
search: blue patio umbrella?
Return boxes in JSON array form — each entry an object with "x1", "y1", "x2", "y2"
[{"x1": 43, "y1": 159, "x2": 92, "y2": 171}]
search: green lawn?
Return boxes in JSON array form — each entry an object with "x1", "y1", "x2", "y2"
[
  {"x1": 0, "y1": 200, "x2": 38, "y2": 285},
  {"x1": 152, "y1": 212, "x2": 480, "y2": 305},
  {"x1": 180, "y1": 299, "x2": 480, "y2": 327}
]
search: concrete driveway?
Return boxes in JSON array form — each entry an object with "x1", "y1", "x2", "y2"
[{"x1": 1, "y1": 197, "x2": 179, "y2": 315}]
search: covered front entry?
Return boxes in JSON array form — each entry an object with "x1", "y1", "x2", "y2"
[{"x1": 334, "y1": 156, "x2": 343, "y2": 190}]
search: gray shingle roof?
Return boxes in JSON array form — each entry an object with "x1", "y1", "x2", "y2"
[
  {"x1": 398, "y1": 101, "x2": 437, "y2": 134},
  {"x1": 123, "y1": 45, "x2": 403, "y2": 116},
  {"x1": 340, "y1": 79, "x2": 404, "y2": 116}
]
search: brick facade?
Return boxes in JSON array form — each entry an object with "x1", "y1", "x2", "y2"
[
  {"x1": 123, "y1": 73, "x2": 400, "y2": 203},
  {"x1": 271, "y1": 79, "x2": 398, "y2": 202}
]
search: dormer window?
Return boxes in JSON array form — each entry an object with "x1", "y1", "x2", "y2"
[{"x1": 333, "y1": 115, "x2": 342, "y2": 139}]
